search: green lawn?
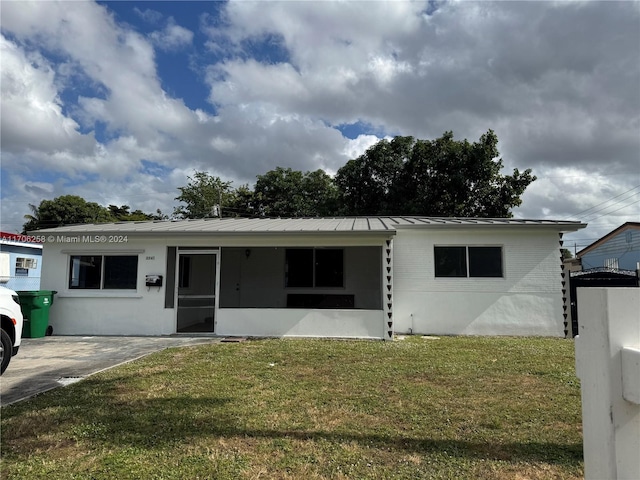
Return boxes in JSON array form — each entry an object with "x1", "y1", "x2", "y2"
[{"x1": 0, "y1": 337, "x2": 583, "y2": 479}]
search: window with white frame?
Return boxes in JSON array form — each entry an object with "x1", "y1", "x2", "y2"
[
  {"x1": 69, "y1": 255, "x2": 138, "y2": 289},
  {"x1": 434, "y1": 246, "x2": 503, "y2": 278},
  {"x1": 16, "y1": 257, "x2": 38, "y2": 269}
]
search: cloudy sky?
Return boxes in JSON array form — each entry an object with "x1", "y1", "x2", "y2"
[{"x1": 1, "y1": 0, "x2": 638, "y2": 250}]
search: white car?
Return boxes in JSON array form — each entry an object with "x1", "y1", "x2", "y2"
[{"x1": 0, "y1": 286, "x2": 24, "y2": 375}]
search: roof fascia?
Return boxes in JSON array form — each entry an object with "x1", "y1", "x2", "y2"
[
  {"x1": 394, "y1": 222, "x2": 586, "y2": 232},
  {"x1": 39, "y1": 230, "x2": 397, "y2": 238}
]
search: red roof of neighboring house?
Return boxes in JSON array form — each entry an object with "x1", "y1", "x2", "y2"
[{"x1": 0, "y1": 231, "x2": 45, "y2": 244}]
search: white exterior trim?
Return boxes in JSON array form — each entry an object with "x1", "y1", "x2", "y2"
[{"x1": 392, "y1": 228, "x2": 565, "y2": 336}]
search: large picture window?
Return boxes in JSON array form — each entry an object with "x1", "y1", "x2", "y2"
[
  {"x1": 285, "y1": 248, "x2": 344, "y2": 288},
  {"x1": 434, "y1": 246, "x2": 503, "y2": 278},
  {"x1": 69, "y1": 255, "x2": 138, "y2": 289}
]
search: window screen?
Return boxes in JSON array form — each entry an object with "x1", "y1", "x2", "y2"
[
  {"x1": 468, "y1": 247, "x2": 503, "y2": 277},
  {"x1": 315, "y1": 249, "x2": 344, "y2": 287},
  {"x1": 285, "y1": 248, "x2": 344, "y2": 288},
  {"x1": 435, "y1": 246, "x2": 503, "y2": 278},
  {"x1": 434, "y1": 246, "x2": 467, "y2": 277},
  {"x1": 69, "y1": 255, "x2": 102, "y2": 289},
  {"x1": 69, "y1": 255, "x2": 138, "y2": 289},
  {"x1": 285, "y1": 249, "x2": 314, "y2": 287},
  {"x1": 104, "y1": 256, "x2": 138, "y2": 289}
]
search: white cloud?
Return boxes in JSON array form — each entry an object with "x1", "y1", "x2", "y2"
[
  {"x1": 342, "y1": 134, "x2": 390, "y2": 163},
  {"x1": 1, "y1": 0, "x2": 638, "y2": 245},
  {"x1": 134, "y1": 7, "x2": 163, "y2": 25},
  {"x1": 204, "y1": 0, "x2": 639, "y2": 176},
  {"x1": 150, "y1": 17, "x2": 194, "y2": 51},
  {"x1": 0, "y1": 35, "x2": 94, "y2": 156},
  {"x1": 514, "y1": 167, "x2": 640, "y2": 244}
]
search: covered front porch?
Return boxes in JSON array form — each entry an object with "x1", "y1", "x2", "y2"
[{"x1": 170, "y1": 243, "x2": 392, "y2": 340}]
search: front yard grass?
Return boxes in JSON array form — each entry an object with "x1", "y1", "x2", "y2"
[{"x1": 0, "y1": 336, "x2": 582, "y2": 479}]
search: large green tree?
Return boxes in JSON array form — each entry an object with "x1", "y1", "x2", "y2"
[
  {"x1": 173, "y1": 171, "x2": 235, "y2": 219},
  {"x1": 23, "y1": 197, "x2": 164, "y2": 232},
  {"x1": 226, "y1": 184, "x2": 257, "y2": 217},
  {"x1": 334, "y1": 136, "x2": 413, "y2": 215},
  {"x1": 335, "y1": 130, "x2": 535, "y2": 217},
  {"x1": 23, "y1": 195, "x2": 115, "y2": 232},
  {"x1": 253, "y1": 167, "x2": 338, "y2": 217}
]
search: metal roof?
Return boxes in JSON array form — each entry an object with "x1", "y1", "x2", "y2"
[{"x1": 31, "y1": 216, "x2": 586, "y2": 236}]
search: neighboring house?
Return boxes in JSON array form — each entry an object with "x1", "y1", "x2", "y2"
[
  {"x1": 33, "y1": 217, "x2": 585, "y2": 339},
  {"x1": 567, "y1": 222, "x2": 640, "y2": 337},
  {"x1": 563, "y1": 257, "x2": 582, "y2": 273},
  {"x1": 577, "y1": 222, "x2": 640, "y2": 272},
  {"x1": 0, "y1": 232, "x2": 43, "y2": 291}
]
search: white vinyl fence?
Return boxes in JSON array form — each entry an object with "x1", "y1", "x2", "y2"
[{"x1": 575, "y1": 287, "x2": 640, "y2": 480}]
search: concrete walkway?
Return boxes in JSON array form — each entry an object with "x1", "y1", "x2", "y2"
[{"x1": 0, "y1": 336, "x2": 220, "y2": 406}]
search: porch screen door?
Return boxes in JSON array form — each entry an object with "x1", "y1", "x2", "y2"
[{"x1": 176, "y1": 251, "x2": 217, "y2": 333}]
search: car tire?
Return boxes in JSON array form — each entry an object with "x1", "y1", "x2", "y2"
[{"x1": 1, "y1": 328, "x2": 12, "y2": 375}]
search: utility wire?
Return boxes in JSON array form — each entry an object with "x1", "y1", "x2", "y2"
[
  {"x1": 569, "y1": 185, "x2": 640, "y2": 220},
  {"x1": 580, "y1": 199, "x2": 640, "y2": 223},
  {"x1": 577, "y1": 193, "x2": 640, "y2": 221}
]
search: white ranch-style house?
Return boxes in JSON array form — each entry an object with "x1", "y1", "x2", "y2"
[{"x1": 34, "y1": 217, "x2": 585, "y2": 339}]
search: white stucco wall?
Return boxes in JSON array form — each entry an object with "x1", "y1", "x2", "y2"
[
  {"x1": 40, "y1": 233, "x2": 388, "y2": 336},
  {"x1": 392, "y1": 228, "x2": 565, "y2": 336},
  {"x1": 218, "y1": 308, "x2": 383, "y2": 339},
  {"x1": 40, "y1": 227, "x2": 567, "y2": 338},
  {"x1": 41, "y1": 237, "x2": 173, "y2": 335}
]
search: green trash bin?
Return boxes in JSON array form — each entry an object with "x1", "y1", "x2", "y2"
[{"x1": 17, "y1": 290, "x2": 57, "y2": 338}]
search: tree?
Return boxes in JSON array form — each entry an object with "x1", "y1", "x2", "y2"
[
  {"x1": 23, "y1": 195, "x2": 115, "y2": 232},
  {"x1": 561, "y1": 248, "x2": 573, "y2": 260},
  {"x1": 226, "y1": 184, "x2": 257, "y2": 217},
  {"x1": 334, "y1": 136, "x2": 413, "y2": 215},
  {"x1": 108, "y1": 205, "x2": 155, "y2": 221},
  {"x1": 173, "y1": 171, "x2": 235, "y2": 219},
  {"x1": 300, "y1": 169, "x2": 339, "y2": 216},
  {"x1": 335, "y1": 130, "x2": 536, "y2": 217},
  {"x1": 254, "y1": 167, "x2": 338, "y2": 217}
]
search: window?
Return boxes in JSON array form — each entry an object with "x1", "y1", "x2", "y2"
[
  {"x1": 69, "y1": 255, "x2": 138, "y2": 289},
  {"x1": 178, "y1": 256, "x2": 191, "y2": 288},
  {"x1": 16, "y1": 257, "x2": 37, "y2": 269},
  {"x1": 285, "y1": 248, "x2": 344, "y2": 288},
  {"x1": 315, "y1": 249, "x2": 344, "y2": 287},
  {"x1": 468, "y1": 247, "x2": 503, "y2": 277},
  {"x1": 435, "y1": 246, "x2": 503, "y2": 278},
  {"x1": 285, "y1": 249, "x2": 314, "y2": 287},
  {"x1": 434, "y1": 246, "x2": 467, "y2": 277}
]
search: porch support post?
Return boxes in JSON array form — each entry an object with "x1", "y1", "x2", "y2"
[{"x1": 383, "y1": 237, "x2": 394, "y2": 341}]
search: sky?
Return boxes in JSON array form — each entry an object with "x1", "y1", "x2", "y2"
[{"x1": 1, "y1": 0, "x2": 639, "y2": 252}]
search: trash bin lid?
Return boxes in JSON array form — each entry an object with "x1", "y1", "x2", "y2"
[{"x1": 17, "y1": 290, "x2": 57, "y2": 296}]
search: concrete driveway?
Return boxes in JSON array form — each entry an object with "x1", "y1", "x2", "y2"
[{"x1": 0, "y1": 336, "x2": 220, "y2": 406}]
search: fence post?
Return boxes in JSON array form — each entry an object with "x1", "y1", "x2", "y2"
[{"x1": 574, "y1": 287, "x2": 640, "y2": 480}]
